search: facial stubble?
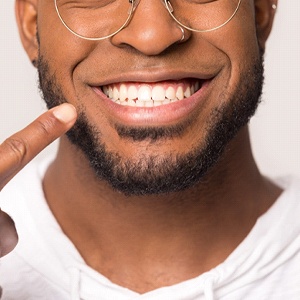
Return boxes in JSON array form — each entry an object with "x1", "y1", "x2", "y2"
[{"x1": 38, "y1": 55, "x2": 264, "y2": 196}]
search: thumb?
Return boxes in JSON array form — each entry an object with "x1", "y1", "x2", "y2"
[{"x1": 0, "y1": 209, "x2": 18, "y2": 258}]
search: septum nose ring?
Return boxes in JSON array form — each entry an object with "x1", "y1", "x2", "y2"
[{"x1": 178, "y1": 25, "x2": 185, "y2": 42}]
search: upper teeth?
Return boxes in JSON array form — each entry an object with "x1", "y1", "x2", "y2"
[{"x1": 102, "y1": 82, "x2": 200, "y2": 107}]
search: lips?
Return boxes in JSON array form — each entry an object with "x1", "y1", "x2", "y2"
[{"x1": 101, "y1": 79, "x2": 202, "y2": 107}]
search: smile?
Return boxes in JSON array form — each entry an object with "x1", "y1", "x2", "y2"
[{"x1": 101, "y1": 79, "x2": 202, "y2": 107}]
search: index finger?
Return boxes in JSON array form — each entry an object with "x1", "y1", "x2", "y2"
[{"x1": 0, "y1": 103, "x2": 77, "y2": 190}]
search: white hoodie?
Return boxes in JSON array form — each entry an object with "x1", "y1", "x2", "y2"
[{"x1": 0, "y1": 158, "x2": 300, "y2": 300}]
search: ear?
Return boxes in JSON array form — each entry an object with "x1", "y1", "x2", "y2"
[
  {"x1": 254, "y1": 0, "x2": 278, "y2": 49},
  {"x1": 15, "y1": 0, "x2": 39, "y2": 67}
]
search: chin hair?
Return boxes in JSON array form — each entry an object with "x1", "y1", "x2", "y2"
[{"x1": 38, "y1": 53, "x2": 264, "y2": 196}]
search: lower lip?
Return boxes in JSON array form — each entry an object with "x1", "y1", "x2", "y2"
[{"x1": 92, "y1": 80, "x2": 211, "y2": 126}]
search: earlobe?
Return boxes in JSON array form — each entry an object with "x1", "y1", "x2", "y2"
[
  {"x1": 254, "y1": 0, "x2": 278, "y2": 49},
  {"x1": 15, "y1": 0, "x2": 39, "y2": 67}
]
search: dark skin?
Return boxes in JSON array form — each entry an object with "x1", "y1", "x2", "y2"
[
  {"x1": 1, "y1": 0, "x2": 280, "y2": 294},
  {"x1": 0, "y1": 103, "x2": 77, "y2": 255}
]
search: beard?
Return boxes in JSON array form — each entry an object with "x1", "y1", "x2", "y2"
[{"x1": 37, "y1": 54, "x2": 264, "y2": 196}]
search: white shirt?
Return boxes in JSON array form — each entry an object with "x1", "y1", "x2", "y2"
[{"x1": 0, "y1": 158, "x2": 300, "y2": 299}]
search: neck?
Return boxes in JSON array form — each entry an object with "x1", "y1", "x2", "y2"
[{"x1": 43, "y1": 126, "x2": 281, "y2": 293}]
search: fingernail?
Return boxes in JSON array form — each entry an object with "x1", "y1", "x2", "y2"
[{"x1": 52, "y1": 104, "x2": 77, "y2": 124}]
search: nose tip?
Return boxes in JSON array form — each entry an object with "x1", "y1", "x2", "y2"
[
  {"x1": 111, "y1": 0, "x2": 190, "y2": 56},
  {"x1": 112, "y1": 24, "x2": 186, "y2": 56}
]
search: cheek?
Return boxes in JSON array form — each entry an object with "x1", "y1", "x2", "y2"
[
  {"x1": 37, "y1": 4, "x2": 109, "y2": 122},
  {"x1": 226, "y1": 3, "x2": 260, "y2": 65},
  {"x1": 209, "y1": 1, "x2": 258, "y2": 56},
  {"x1": 37, "y1": 2, "x2": 93, "y2": 84},
  {"x1": 203, "y1": 3, "x2": 260, "y2": 90}
]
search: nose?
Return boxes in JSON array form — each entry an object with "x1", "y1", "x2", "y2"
[{"x1": 111, "y1": 0, "x2": 190, "y2": 55}]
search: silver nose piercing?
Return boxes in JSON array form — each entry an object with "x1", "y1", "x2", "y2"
[{"x1": 178, "y1": 25, "x2": 185, "y2": 42}]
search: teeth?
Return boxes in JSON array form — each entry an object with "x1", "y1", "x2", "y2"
[
  {"x1": 119, "y1": 84, "x2": 127, "y2": 102},
  {"x1": 135, "y1": 100, "x2": 144, "y2": 107},
  {"x1": 144, "y1": 101, "x2": 154, "y2": 107},
  {"x1": 127, "y1": 99, "x2": 136, "y2": 107},
  {"x1": 162, "y1": 99, "x2": 171, "y2": 105},
  {"x1": 102, "y1": 81, "x2": 201, "y2": 107},
  {"x1": 176, "y1": 86, "x2": 184, "y2": 100},
  {"x1": 184, "y1": 86, "x2": 191, "y2": 98},
  {"x1": 103, "y1": 86, "x2": 108, "y2": 95},
  {"x1": 128, "y1": 85, "x2": 138, "y2": 101},
  {"x1": 152, "y1": 86, "x2": 165, "y2": 101},
  {"x1": 190, "y1": 85, "x2": 195, "y2": 95},
  {"x1": 166, "y1": 87, "x2": 176, "y2": 100},
  {"x1": 113, "y1": 86, "x2": 119, "y2": 101},
  {"x1": 138, "y1": 85, "x2": 152, "y2": 102},
  {"x1": 154, "y1": 101, "x2": 163, "y2": 107},
  {"x1": 108, "y1": 86, "x2": 113, "y2": 99}
]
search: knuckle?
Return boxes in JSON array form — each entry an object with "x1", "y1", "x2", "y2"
[
  {"x1": 2, "y1": 137, "x2": 28, "y2": 165},
  {"x1": 35, "y1": 117, "x2": 57, "y2": 138}
]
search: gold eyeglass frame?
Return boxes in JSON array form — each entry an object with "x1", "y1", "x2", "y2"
[
  {"x1": 54, "y1": 0, "x2": 242, "y2": 41},
  {"x1": 164, "y1": 0, "x2": 242, "y2": 33}
]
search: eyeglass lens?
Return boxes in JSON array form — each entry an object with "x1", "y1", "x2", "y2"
[{"x1": 55, "y1": 0, "x2": 241, "y2": 40}]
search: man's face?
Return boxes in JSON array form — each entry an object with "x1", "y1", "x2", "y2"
[{"x1": 35, "y1": 0, "x2": 266, "y2": 195}]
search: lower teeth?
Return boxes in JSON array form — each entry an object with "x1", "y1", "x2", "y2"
[{"x1": 120, "y1": 99, "x2": 177, "y2": 107}]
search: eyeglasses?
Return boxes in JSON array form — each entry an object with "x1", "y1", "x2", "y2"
[{"x1": 54, "y1": 0, "x2": 242, "y2": 41}]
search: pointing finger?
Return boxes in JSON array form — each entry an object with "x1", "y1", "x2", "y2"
[{"x1": 0, "y1": 103, "x2": 77, "y2": 190}]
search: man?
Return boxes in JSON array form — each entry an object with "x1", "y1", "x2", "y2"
[{"x1": 1, "y1": 0, "x2": 300, "y2": 298}]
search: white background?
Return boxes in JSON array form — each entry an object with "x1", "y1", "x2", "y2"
[{"x1": 0, "y1": 0, "x2": 299, "y2": 178}]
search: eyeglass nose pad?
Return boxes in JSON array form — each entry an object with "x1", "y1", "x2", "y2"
[
  {"x1": 165, "y1": 1, "x2": 174, "y2": 13},
  {"x1": 128, "y1": 0, "x2": 141, "y2": 14}
]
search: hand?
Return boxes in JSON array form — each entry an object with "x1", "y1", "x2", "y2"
[{"x1": 0, "y1": 103, "x2": 77, "y2": 258}]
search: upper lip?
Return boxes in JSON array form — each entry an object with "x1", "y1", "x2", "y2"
[{"x1": 87, "y1": 69, "x2": 220, "y2": 87}]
